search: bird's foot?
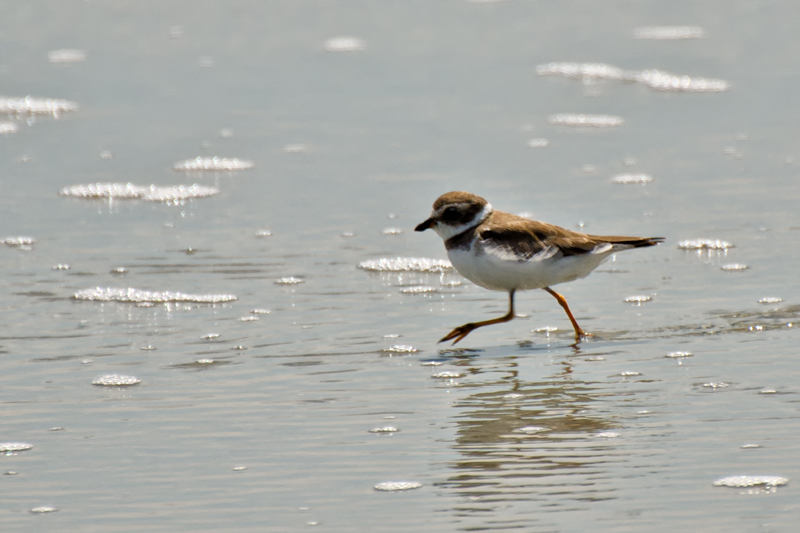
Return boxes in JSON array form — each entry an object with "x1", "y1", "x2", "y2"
[{"x1": 438, "y1": 323, "x2": 477, "y2": 345}]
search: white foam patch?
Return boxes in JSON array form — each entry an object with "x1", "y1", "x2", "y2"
[
  {"x1": 381, "y1": 345, "x2": 417, "y2": 354},
  {"x1": 0, "y1": 121, "x2": 19, "y2": 134},
  {"x1": 0, "y1": 442, "x2": 33, "y2": 452},
  {"x1": 48, "y1": 49, "x2": 87, "y2": 63},
  {"x1": 624, "y1": 295, "x2": 652, "y2": 304},
  {"x1": 274, "y1": 277, "x2": 304, "y2": 285},
  {"x1": 678, "y1": 239, "x2": 735, "y2": 250},
  {"x1": 634, "y1": 26, "x2": 704, "y2": 40},
  {"x1": 60, "y1": 183, "x2": 219, "y2": 202},
  {"x1": 536, "y1": 62, "x2": 729, "y2": 93},
  {"x1": 2, "y1": 236, "x2": 35, "y2": 246},
  {"x1": 0, "y1": 96, "x2": 78, "y2": 117},
  {"x1": 527, "y1": 138, "x2": 549, "y2": 148},
  {"x1": 536, "y1": 62, "x2": 631, "y2": 81},
  {"x1": 548, "y1": 114, "x2": 624, "y2": 127},
  {"x1": 665, "y1": 351, "x2": 692, "y2": 358},
  {"x1": 374, "y1": 481, "x2": 422, "y2": 491},
  {"x1": 637, "y1": 70, "x2": 729, "y2": 92},
  {"x1": 713, "y1": 475, "x2": 787, "y2": 488},
  {"x1": 173, "y1": 157, "x2": 255, "y2": 171},
  {"x1": 432, "y1": 371, "x2": 463, "y2": 379},
  {"x1": 611, "y1": 173, "x2": 654, "y2": 184},
  {"x1": 74, "y1": 287, "x2": 237, "y2": 303},
  {"x1": 358, "y1": 257, "x2": 453, "y2": 272},
  {"x1": 400, "y1": 286, "x2": 437, "y2": 294},
  {"x1": 369, "y1": 427, "x2": 399, "y2": 433},
  {"x1": 324, "y1": 36, "x2": 366, "y2": 52},
  {"x1": 30, "y1": 507, "x2": 58, "y2": 514},
  {"x1": 516, "y1": 426, "x2": 547, "y2": 434},
  {"x1": 721, "y1": 263, "x2": 748, "y2": 271},
  {"x1": 92, "y1": 374, "x2": 141, "y2": 386}
]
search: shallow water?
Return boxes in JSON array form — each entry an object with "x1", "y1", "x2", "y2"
[{"x1": 2, "y1": 1, "x2": 800, "y2": 531}]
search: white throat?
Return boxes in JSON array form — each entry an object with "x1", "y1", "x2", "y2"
[{"x1": 433, "y1": 203, "x2": 493, "y2": 241}]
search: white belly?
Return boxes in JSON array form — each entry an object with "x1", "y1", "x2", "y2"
[{"x1": 447, "y1": 246, "x2": 612, "y2": 292}]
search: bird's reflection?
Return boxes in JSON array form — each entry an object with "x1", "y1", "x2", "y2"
[{"x1": 436, "y1": 348, "x2": 623, "y2": 524}]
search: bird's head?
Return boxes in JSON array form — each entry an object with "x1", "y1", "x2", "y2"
[{"x1": 415, "y1": 191, "x2": 493, "y2": 240}]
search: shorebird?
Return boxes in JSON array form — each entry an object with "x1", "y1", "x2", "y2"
[{"x1": 415, "y1": 191, "x2": 663, "y2": 344}]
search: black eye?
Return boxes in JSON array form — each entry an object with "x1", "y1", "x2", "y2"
[{"x1": 442, "y1": 206, "x2": 459, "y2": 221}]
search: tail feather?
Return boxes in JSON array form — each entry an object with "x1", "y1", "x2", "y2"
[{"x1": 593, "y1": 236, "x2": 665, "y2": 248}]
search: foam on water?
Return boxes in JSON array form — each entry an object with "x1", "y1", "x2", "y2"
[
  {"x1": 283, "y1": 143, "x2": 310, "y2": 153},
  {"x1": 172, "y1": 157, "x2": 255, "y2": 171},
  {"x1": 758, "y1": 297, "x2": 783, "y2": 304},
  {"x1": 374, "y1": 481, "x2": 422, "y2": 491},
  {"x1": 528, "y1": 138, "x2": 550, "y2": 148},
  {"x1": 536, "y1": 62, "x2": 729, "y2": 93},
  {"x1": 74, "y1": 287, "x2": 237, "y2": 303},
  {"x1": 369, "y1": 427, "x2": 399, "y2": 433},
  {"x1": 536, "y1": 62, "x2": 630, "y2": 81},
  {"x1": 548, "y1": 114, "x2": 624, "y2": 127},
  {"x1": 60, "y1": 182, "x2": 219, "y2": 202},
  {"x1": 713, "y1": 475, "x2": 787, "y2": 488},
  {"x1": 0, "y1": 96, "x2": 78, "y2": 117},
  {"x1": 400, "y1": 286, "x2": 437, "y2": 294},
  {"x1": 381, "y1": 227, "x2": 403, "y2": 235},
  {"x1": 274, "y1": 277, "x2": 304, "y2": 285},
  {"x1": 611, "y1": 173, "x2": 654, "y2": 184},
  {"x1": 382, "y1": 345, "x2": 418, "y2": 354},
  {"x1": 0, "y1": 442, "x2": 33, "y2": 453},
  {"x1": 0, "y1": 121, "x2": 18, "y2": 134},
  {"x1": 48, "y1": 49, "x2": 87, "y2": 63},
  {"x1": 634, "y1": 26, "x2": 705, "y2": 40},
  {"x1": 30, "y1": 507, "x2": 58, "y2": 514},
  {"x1": 324, "y1": 36, "x2": 366, "y2": 52},
  {"x1": 92, "y1": 374, "x2": 141, "y2": 386},
  {"x1": 358, "y1": 257, "x2": 453, "y2": 272},
  {"x1": 637, "y1": 70, "x2": 730, "y2": 92},
  {"x1": 666, "y1": 351, "x2": 693, "y2": 358},
  {"x1": 624, "y1": 295, "x2": 652, "y2": 305},
  {"x1": 516, "y1": 426, "x2": 547, "y2": 434},
  {"x1": 2, "y1": 236, "x2": 36, "y2": 246},
  {"x1": 721, "y1": 263, "x2": 748, "y2": 271},
  {"x1": 432, "y1": 371, "x2": 463, "y2": 379},
  {"x1": 678, "y1": 239, "x2": 735, "y2": 250}
]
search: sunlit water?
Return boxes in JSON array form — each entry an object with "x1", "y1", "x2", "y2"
[{"x1": 2, "y1": 1, "x2": 799, "y2": 532}]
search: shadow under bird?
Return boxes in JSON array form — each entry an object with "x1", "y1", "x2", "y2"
[{"x1": 415, "y1": 191, "x2": 664, "y2": 344}]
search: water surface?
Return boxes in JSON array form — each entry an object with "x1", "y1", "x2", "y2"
[{"x1": 2, "y1": 1, "x2": 799, "y2": 531}]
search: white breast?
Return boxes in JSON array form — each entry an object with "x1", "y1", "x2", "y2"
[{"x1": 447, "y1": 242, "x2": 614, "y2": 291}]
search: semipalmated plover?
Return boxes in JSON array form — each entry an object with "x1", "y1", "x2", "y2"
[{"x1": 415, "y1": 191, "x2": 663, "y2": 344}]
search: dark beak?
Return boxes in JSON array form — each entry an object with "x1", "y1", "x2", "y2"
[{"x1": 415, "y1": 218, "x2": 434, "y2": 232}]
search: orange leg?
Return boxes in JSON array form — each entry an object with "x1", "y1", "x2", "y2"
[
  {"x1": 544, "y1": 287, "x2": 588, "y2": 339},
  {"x1": 439, "y1": 290, "x2": 516, "y2": 345}
]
